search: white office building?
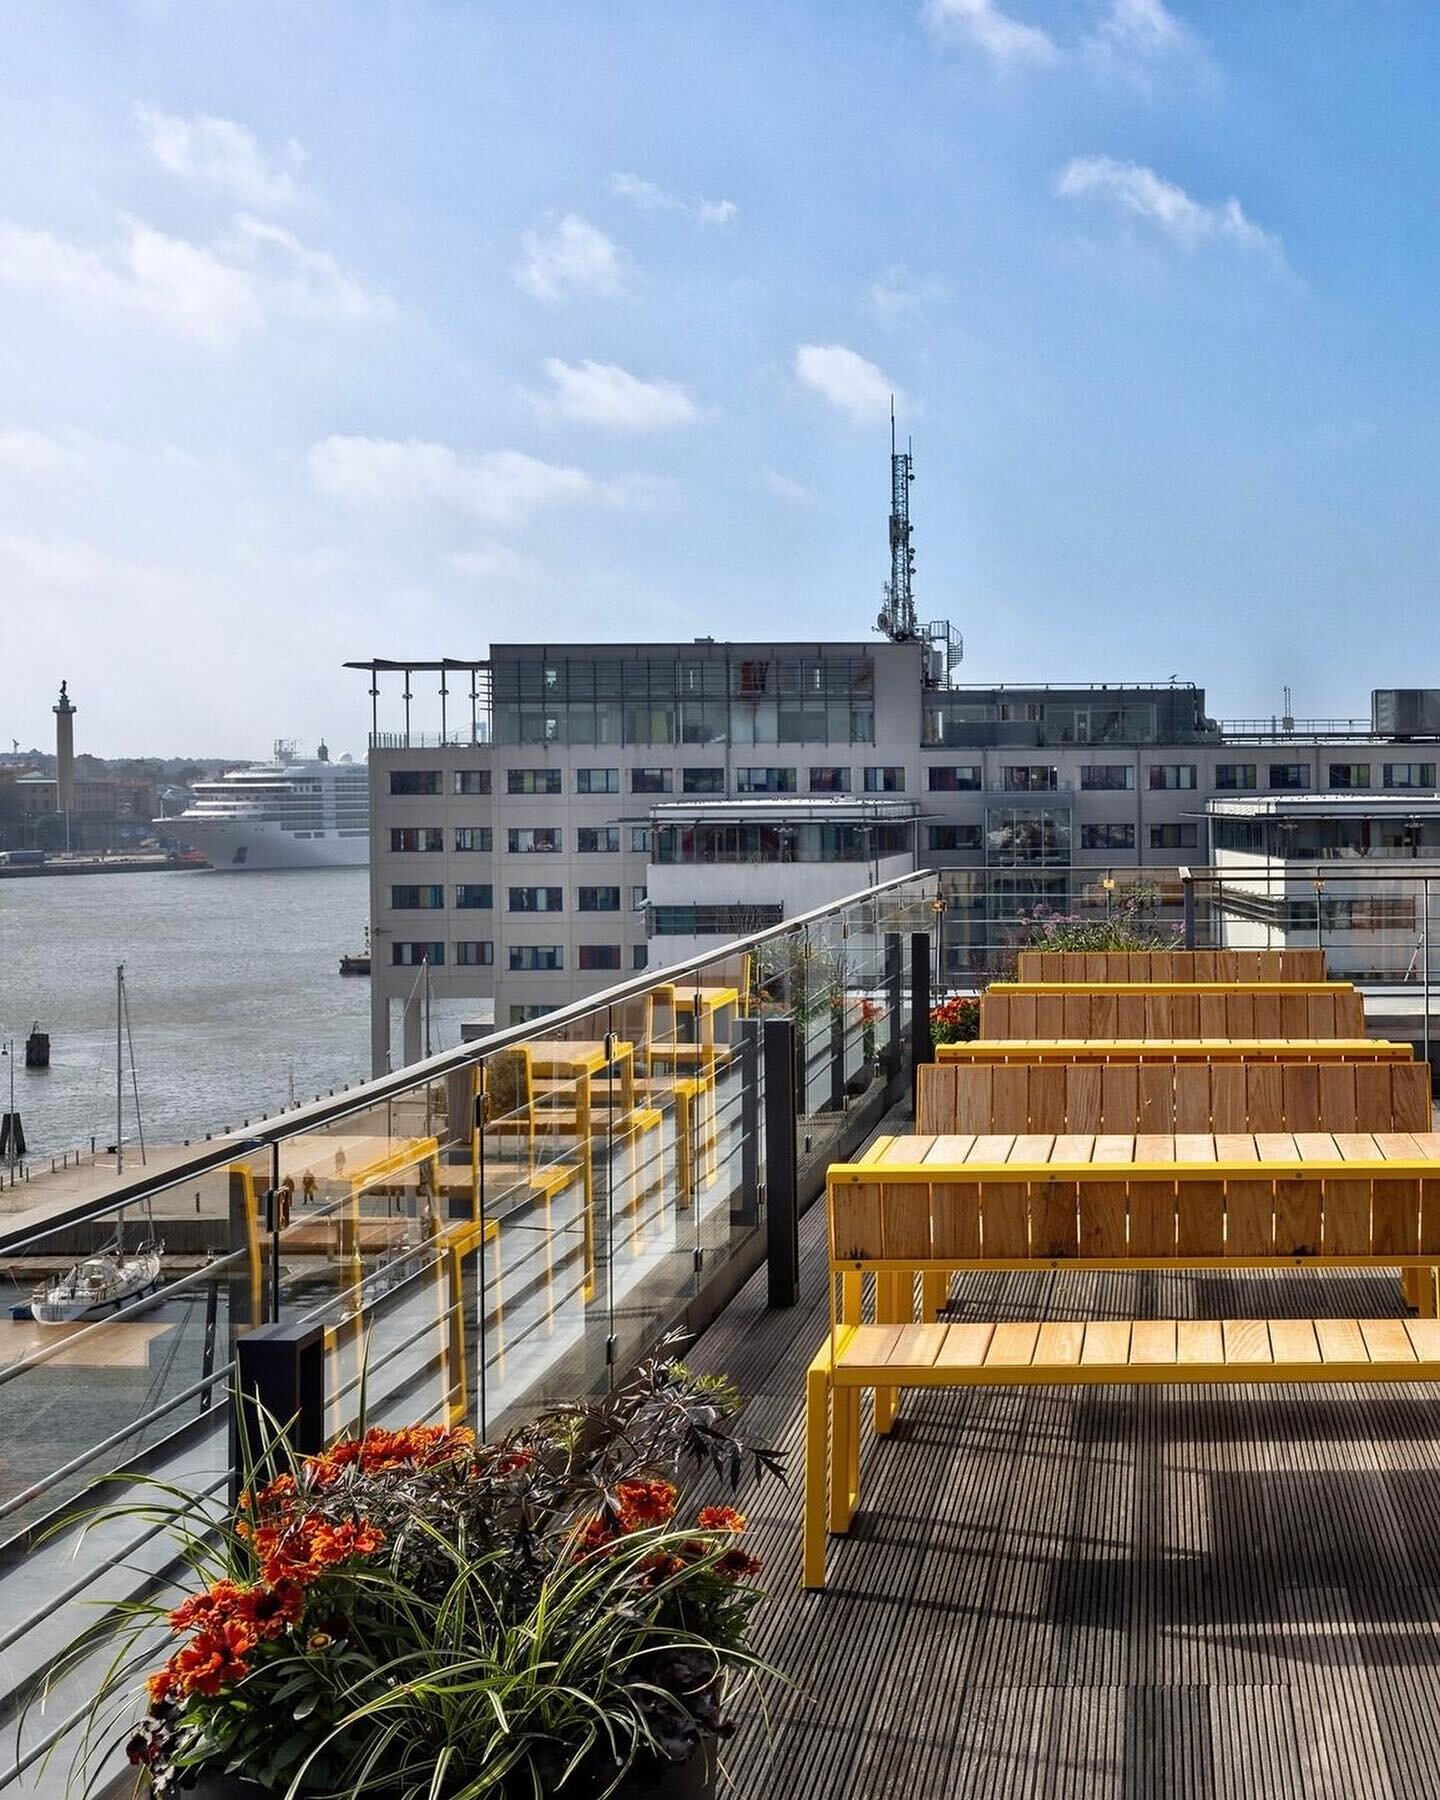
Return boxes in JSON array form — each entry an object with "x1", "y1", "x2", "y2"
[{"x1": 354, "y1": 647, "x2": 1440, "y2": 1070}]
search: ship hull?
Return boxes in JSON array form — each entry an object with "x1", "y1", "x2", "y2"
[{"x1": 159, "y1": 818, "x2": 369, "y2": 871}]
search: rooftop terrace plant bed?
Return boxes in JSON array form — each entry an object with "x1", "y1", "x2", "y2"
[{"x1": 43, "y1": 1353, "x2": 782, "y2": 1800}]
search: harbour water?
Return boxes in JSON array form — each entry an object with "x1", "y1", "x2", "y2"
[{"x1": 0, "y1": 868, "x2": 373, "y2": 1156}]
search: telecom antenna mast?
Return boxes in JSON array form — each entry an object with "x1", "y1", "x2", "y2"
[{"x1": 876, "y1": 398, "x2": 918, "y2": 643}]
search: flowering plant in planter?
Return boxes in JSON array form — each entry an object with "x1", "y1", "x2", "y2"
[
  {"x1": 49, "y1": 1355, "x2": 782, "y2": 1800},
  {"x1": 929, "y1": 996, "x2": 980, "y2": 1045}
]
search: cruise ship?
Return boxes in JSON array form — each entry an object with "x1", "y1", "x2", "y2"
[{"x1": 162, "y1": 742, "x2": 369, "y2": 870}]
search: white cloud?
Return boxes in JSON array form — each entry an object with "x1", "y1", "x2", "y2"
[
  {"x1": 533, "y1": 358, "x2": 699, "y2": 432},
  {"x1": 921, "y1": 0, "x2": 1058, "y2": 66},
  {"x1": 1089, "y1": 0, "x2": 1187, "y2": 57},
  {"x1": 794, "y1": 344, "x2": 904, "y2": 424},
  {"x1": 0, "y1": 426, "x2": 94, "y2": 474},
  {"x1": 447, "y1": 543, "x2": 546, "y2": 585},
  {"x1": 610, "y1": 173, "x2": 737, "y2": 226},
  {"x1": 1056, "y1": 156, "x2": 1281, "y2": 258},
  {"x1": 866, "y1": 266, "x2": 949, "y2": 325},
  {"x1": 135, "y1": 106, "x2": 307, "y2": 208},
  {"x1": 0, "y1": 213, "x2": 387, "y2": 349},
  {"x1": 307, "y1": 436, "x2": 636, "y2": 529},
  {"x1": 219, "y1": 215, "x2": 388, "y2": 321},
  {"x1": 760, "y1": 468, "x2": 820, "y2": 507},
  {"x1": 514, "y1": 214, "x2": 623, "y2": 302}
]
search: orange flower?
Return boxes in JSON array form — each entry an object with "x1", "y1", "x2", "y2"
[
  {"x1": 615, "y1": 1478, "x2": 677, "y2": 1530},
  {"x1": 234, "y1": 1581, "x2": 305, "y2": 1640},
  {"x1": 496, "y1": 1449, "x2": 533, "y2": 1476},
  {"x1": 716, "y1": 1547, "x2": 763, "y2": 1580},
  {"x1": 167, "y1": 1580, "x2": 246, "y2": 1634},
  {"x1": 306, "y1": 1518, "x2": 385, "y2": 1570},
  {"x1": 257, "y1": 1472, "x2": 296, "y2": 1506},
  {"x1": 578, "y1": 1516, "x2": 615, "y2": 1554},
  {"x1": 146, "y1": 1666, "x2": 176, "y2": 1705},
  {"x1": 697, "y1": 1505, "x2": 748, "y2": 1533},
  {"x1": 171, "y1": 1620, "x2": 256, "y2": 1697}
]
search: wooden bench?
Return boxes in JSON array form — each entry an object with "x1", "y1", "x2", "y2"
[
  {"x1": 917, "y1": 1057, "x2": 1432, "y2": 1136},
  {"x1": 980, "y1": 987, "x2": 1367, "y2": 1039},
  {"x1": 1015, "y1": 949, "x2": 1327, "y2": 982},
  {"x1": 803, "y1": 1128, "x2": 1440, "y2": 1586},
  {"x1": 936, "y1": 1038, "x2": 1412, "y2": 1065}
]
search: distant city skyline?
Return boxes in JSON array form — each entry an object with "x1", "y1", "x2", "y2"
[{"x1": 2, "y1": 1, "x2": 1438, "y2": 755}]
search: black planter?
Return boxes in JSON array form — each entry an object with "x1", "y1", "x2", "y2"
[{"x1": 179, "y1": 1744, "x2": 718, "y2": 1800}]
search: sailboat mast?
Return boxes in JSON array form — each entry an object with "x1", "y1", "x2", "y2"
[{"x1": 116, "y1": 963, "x2": 124, "y2": 1177}]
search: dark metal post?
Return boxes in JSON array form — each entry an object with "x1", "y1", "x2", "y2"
[
  {"x1": 233, "y1": 1319, "x2": 327, "y2": 1496},
  {"x1": 829, "y1": 1001, "x2": 846, "y2": 1112},
  {"x1": 884, "y1": 932, "x2": 903, "y2": 1083},
  {"x1": 909, "y1": 931, "x2": 933, "y2": 1120},
  {"x1": 199, "y1": 1279, "x2": 219, "y2": 1413},
  {"x1": 736, "y1": 1019, "x2": 761, "y2": 1227},
  {"x1": 763, "y1": 1019, "x2": 799, "y2": 1308},
  {"x1": 1181, "y1": 868, "x2": 1197, "y2": 950}
]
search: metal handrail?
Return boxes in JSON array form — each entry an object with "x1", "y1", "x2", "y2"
[{"x1": 0, "y1": 866, "x2": 936, "y2": 1256}]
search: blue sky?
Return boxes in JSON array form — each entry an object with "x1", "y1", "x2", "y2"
[{"x1": 1, "y1": 0, "x2": 1437, "y2": 755}]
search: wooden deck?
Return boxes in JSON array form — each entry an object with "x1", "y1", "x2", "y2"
[{"x1": 689, "y1": 1110, "x2": 1440, "y2": 1799}]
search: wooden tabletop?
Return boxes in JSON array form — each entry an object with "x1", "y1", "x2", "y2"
[
  {"x1": 937, "y1": 1040, "x2": 1408, "y2": 1060},
  {"x1": 992, "y1": 981, "x2": 1354, "y2": 996},
  {"x1": 527, "y1": 1038, "x2": 634, "y2": 1076},
  {"x1": 834, "y1": 1130, "x2": 1440, "y2": 1183}
]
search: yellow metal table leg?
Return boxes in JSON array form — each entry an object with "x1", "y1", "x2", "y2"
[
  {"x1": 875, "y1": 1270, "x2": 900, "y2": 1436},
  {"x1": 803, "y1": 1358, "x2": 831, "y2": 1589}
]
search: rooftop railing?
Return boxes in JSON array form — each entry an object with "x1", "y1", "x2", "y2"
[{"x1": 0, "y1": 867, "x2": 941, "y2": 1794}]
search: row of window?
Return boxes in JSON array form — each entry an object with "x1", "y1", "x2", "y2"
[
  {"x1": 390, "y1": 885, "x2": 647, "y2": 913},
  {"x1": 391, "y1": 826, "x2": 655, "y2": 856},
  {"x1": 391, "y1": 942, "x2": 630, "y2": 972},
  {"x1": 392, "y1": 765, "x2": 911, "y2": 797},
  {"x1": 392, "y1": 760, "x2": 1440, "y2": 805},
  {"x1": 922, "y1": 822, "x2": 1198, "y2": 853}
]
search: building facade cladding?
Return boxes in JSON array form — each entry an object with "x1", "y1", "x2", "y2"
[{"x1": 363, "y1": 642, "x2": 1431, "y2": 1066}]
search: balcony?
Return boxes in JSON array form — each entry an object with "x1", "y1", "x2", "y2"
[{"x1": 7, "y1": 865, "x2": 1440, "y2": 1794}]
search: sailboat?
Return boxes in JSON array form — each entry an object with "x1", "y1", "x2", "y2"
[{"x1": 32, "y1": 964, "x2": 164, "y2": 1326}]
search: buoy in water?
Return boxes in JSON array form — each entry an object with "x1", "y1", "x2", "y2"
[{"x1": 24, "y1": 1026, "x2": 49, "y2": 1070}]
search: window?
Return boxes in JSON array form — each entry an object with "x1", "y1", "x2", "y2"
[
  {"x1": 391, "y1": 942, "x2": 444, "y2": 966},
  {"x1": 509, "y1": 945, "x2": 563, "y2": 971},
  {"x1": 455, "y1": 884, "x2": 492, "y2": 909},
  {"x1": 1080, "y1": 765, "x2": 1134, "y2": 791},
  {"x1": 631, "y1": 768, "x2": 672, "y2": 794},
  {"x1": 509, "y1": 1004, "x2": 551, "y2": 1025},
  {"x1": 1214, "y1": 763, "x2": 1257, "y2": 791},
  {"x1": 1384, "y1": 762, "x2": 1437, "y2": 788},
  {"x1": 507, "y1": 768, "x2": 562, "y2": 795},
  {"x1": 454, "y1": 941, "x2": 494, "y2": 965},
  {"x1": 1148, "y1": 765, "x2": 1196, "y2": 790},
  {"x1": 508, "y1": 886, "x2": 563, "y2": 912},
  {"x1": 578, "y1": 885, "x2": 620, "y2": 912},
  {"x1": 651, "y1": 904, "x2": 784, "y2": 935},
  {"x1": 507, "y1": 827, "x2": 561, "y2": 853},
  {"x1": 1002, "y1": 766, "x2": 1058, "y2": 792},
  {"x1": 630, "y1": 885, "x2": 647, "y2": 910},
  {"x1": 1269, "y1": 763, "x2": 1309, "y2": 790},
  {"x1": 1149, "y1": 823, "x2": 1198, "y2": 850},
  {"x1": 631, "y1": 827, "x2": 652, "y2": 853},
  {"x1": 454, "y1": 769, "x2": 491, "y2": 795},
  {"x1": 633, "y1": 945, "x2": 649, "y2": 969},
  {"x1": 1081, "y1": 823, "x2": 1136, "y2": 850},
  {"x1": 575, "y1": 768, "x2": 619, "y2": 794},
  {"x1": 926, "y1": 824, "x2": 982, "y2": 852},
  {"x1": 1328, "y1": 763, "x2": 1371, "y2": 789},
  {"x1": 735, "y1": 766, "x2": 797, "y2": 794},
  {"x1": 454, "y1": 826, "x2": 492, "y2": 852},
  {"x1": 809, "y1": 767, "x2": 851, "y2": 792},
  {"x1": 578, "y1": 945, "x2": 622, "y2": 971},
  {"x1": 928, "y1": 766, "x2": 982, "y2": 792},
  {"x1": 683, "y1": 768, "x2": 725, "y2": 794},
  {"x1": 577, "y1": 826, "x2": 620, "y2": 854},
  {"x1": 864, "y1": 766, "x2": 906, "y2": 792},
  {"x1": 390, "y1": 826, "x2": 443, "y2": 853},
  {"x1": 390, "y1": 884, "x2": 444, "y2": 909},
  {"x1": 389, "y1": 770, "x2": 441, "y2": 796}
]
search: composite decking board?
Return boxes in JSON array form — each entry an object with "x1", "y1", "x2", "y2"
[{"x1": 681, "y1": 1106, "x2": 1440, "y2": 1798}]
